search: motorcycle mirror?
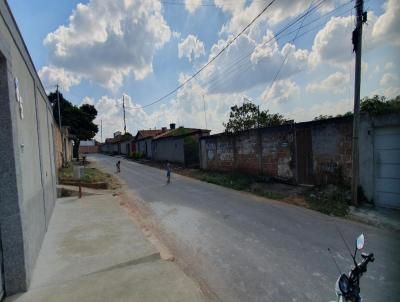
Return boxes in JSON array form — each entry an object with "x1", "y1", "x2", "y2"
[{"x1": 356, "y1": 234, "x2": 365, "y2": 250}]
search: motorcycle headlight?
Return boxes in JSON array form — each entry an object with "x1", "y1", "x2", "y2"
[{"x1": 336, "y1": 274, "x2": 350, "y2": 295}]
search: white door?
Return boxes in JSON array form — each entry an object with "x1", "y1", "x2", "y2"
[{"x1": 374, "y1": 126, "x2": 400, "y2": 208}]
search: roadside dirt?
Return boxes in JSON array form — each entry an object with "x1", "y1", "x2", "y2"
[{"x1": 115, "y1": 185, "x2": 221, "y2": 302}]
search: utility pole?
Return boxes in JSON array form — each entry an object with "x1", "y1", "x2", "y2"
[
  {"x1": 56, "y1": 84, "x2": 62, "y2": 129},
  {"x1": 122, "y1": 94, "x2": 126, "y2": 134},
  {"x1": 100, "y1": 119, "x2": 103, "y2": 143},
  {"x1": 351, "y1": 0, "x2": 365, "y2": 205},
  {"x1": 56, "y1": 84, "x2": 65, "y2": 166},
  {"x1": 202, "y1": 94, "x2": 208, "y2": 129}
]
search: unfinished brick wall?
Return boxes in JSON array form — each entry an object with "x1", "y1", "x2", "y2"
[
  {"x1": 310, "y1": 118, "x2": 352, "y2": 185},
  {"x1": 204, "y1": 135, "x2": 235, "y2": 171},
  {"x1": 261, "y1": 127, "x2": 296, "y2": 181},
  {"x1": 200, "y1": 117, "x2": 353, "y2": 185}
]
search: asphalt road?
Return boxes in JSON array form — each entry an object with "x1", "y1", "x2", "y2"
[{"x1": 92, "y1": 154, "x2": 400, "y2": 302}]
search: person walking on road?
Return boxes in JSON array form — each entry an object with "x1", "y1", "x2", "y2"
[
  {"x1": 116, "y1": 160, "x2": 121, "y2": 173},
  {"x1": 166, "y1": 162, "x2": 171, "y2": 184}
]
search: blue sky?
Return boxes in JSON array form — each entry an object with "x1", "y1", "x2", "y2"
[{"x1": 8, "y1": 0, "x2": 400, "y2": 139}]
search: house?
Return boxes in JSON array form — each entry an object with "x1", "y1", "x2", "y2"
[
  {"x1": 152, "y1": 125, "x2": 210, "y2": 165},
  {"x1": 134, "y1": 128, "x2": 166, "y2": 158},
  {"x1": 0, "y1": 2, "x2": 58, "y2": 296},
  {"x1": 54, "y1": 125, "x2": 74, "y2": 168},
  {"x1": 99, "y1": 131, "x2": 133, "y2": 155}
]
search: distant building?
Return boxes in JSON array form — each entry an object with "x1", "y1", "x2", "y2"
[
  {"x1": 135, "y1": 128, "x2": 167, "y2": 158},
  {"x1": 79, "y1": 139, "x2": 99, "y2": 154},
  {"x1": 152, "y1": 125, "x2": 210, "y2": 165},
  {"x1": 99, "y1": 132, "x2": 132, "y2": 154}
]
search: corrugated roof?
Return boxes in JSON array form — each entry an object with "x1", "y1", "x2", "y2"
[
  {"x1": 153, "y1": 128, "x2": 210, "y2": 140},
  {"x1": 136, "y1": 129, "x2": 164, "y2": 140}
]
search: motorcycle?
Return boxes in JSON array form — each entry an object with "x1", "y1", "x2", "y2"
[{"x1": 331, "y1": 233, "x2": 375, "y2": 302}]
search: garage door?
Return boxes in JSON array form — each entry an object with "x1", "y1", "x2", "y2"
[{"x1": 374, "y1": 126, "x2": 400, "y2": 208}]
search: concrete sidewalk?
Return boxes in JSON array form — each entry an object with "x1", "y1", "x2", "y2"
[{"x1": 5, "y1": 191, "x2": 205, "y2": 302}]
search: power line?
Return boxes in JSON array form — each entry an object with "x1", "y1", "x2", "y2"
[
  {"x1": 127, "y1": 0, "x2": 277, "y2": 110},
  {"x1": 206, "y1": 0, "x2": 356, "y2": 94},
  {"x1": 161, "y1": 0, "x2": 268, "y2": 7},
  {"x1": 264, "y1": 0, "x2": 316, "y2": 101},
  {"x1": 205, "y1": 0, "x2": 349, "y2": 93},
  {"x1": 202, "y1": 0, "x2": 330, "y2": 91}
]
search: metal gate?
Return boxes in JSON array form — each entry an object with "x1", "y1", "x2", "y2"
[
  {"x1": 374, "y1": 126, "x2": 400, "y2": 208},
  {"x1": 296, "y1": 128, "x2": 313, "y2": 184}
]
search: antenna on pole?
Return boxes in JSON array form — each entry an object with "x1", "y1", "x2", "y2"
[{"x1": 122, "y1": 94, "x2": 126, "y2": 134}]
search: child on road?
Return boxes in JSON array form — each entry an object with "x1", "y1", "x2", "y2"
[{"x1": 116, "y1": 160, "x2": 121, "y2": 173}]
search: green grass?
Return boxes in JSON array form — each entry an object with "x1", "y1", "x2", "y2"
[
  {"x1": 59, "y1": 164, "x2": 112, "y2": 183},
  {"x1": 193, "y1": 171, "x2": 255, "y2": 191},
  {"x1": 188, "y1": 170, "x2": 286, "y2": 200},
  {"x1": 255, "y1": 190, "x2": 286, "y2": 200},
  {"x1": 306, "y1": 185, "x2": 350, "y2": 217}
]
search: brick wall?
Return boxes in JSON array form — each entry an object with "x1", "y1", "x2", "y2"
[
  {"x1": 310, "y1": 118, "x2": 353, "y2": 185},
  {"x1": 200, "y1": 117, "x2": 353, "y2": 185},
  {"x1": 79, "y1": 145, "x2": 99, "y2": 154}
]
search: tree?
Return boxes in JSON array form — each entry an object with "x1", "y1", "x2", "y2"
[
  {"x1": 48, "y1": 91, "x2": 98, "y2": 157},
  {"x1": 312, "y1": 95, "x2": 400, "y2": 121},
  {"x1": 360, "y1": 95, "x2": 400, "y2": 115},
  {"x1": 223, "y1": 102, "x2": 288, "y2": 133}
]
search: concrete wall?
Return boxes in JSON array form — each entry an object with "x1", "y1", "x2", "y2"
[
  {"x1": 0, "y1": 1, "x2": 57, "y2": 295},
  {"x1": 200, "y1": 117, "x2": 353, "y2": 185},
  {"x1": 153, "y1": 137, "x2": 185, "y2": 164},
  {"x1": 119, "y1": 140, "x2": 130, "y2": 155}
]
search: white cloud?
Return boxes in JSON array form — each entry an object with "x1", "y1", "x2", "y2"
[
  {"x1": 379, "y1": 73, "x2": 399, "y2": 87},
  {"x1": 286, "y1": 98, "x2": 353, "y2": 122},
  {"x1": 178, "y1": 34, "x2": 205, "y2": 62},
  {"x1": 40, "y1": 0, "x2": 171, "y2": 91},
  {"x1": 372, "y1": 0, "x2": 400, "y2": 46},
  {"x1": 216, "y1": 0, "x2": 328, "y2": 35},
  {"x1": 80, "y1": 96, "x2": 94, "y2": 106},
  {"x1": 201, "y1": 29, "x2": 308, "y2": 94},
  {"x1": 308, "y1": 15, "x2": 355, "y2": 68},
  {"x1": 185, "y1": 0, "x2": 202, "y2": 14},
  {"x1": 370, "y1": 87, "x2": 400, "y2": 99},
  {"x1": 309, "y1": 1, "x2": 400, "y2": 69},
  {"x1": 172, "y1": 31, "x2": 181, "y2": 39},
  {"x1": 39, "y1": 66, "x2": 81, "y2": 91},
  {"x1": 384, "y1": 62, "x2": 394, "y2": 71},
  {"x1": 306, "y1": 71, "x2": 349, "y2": 94},
  {"x1": 261, "y1": 79, "x2": 300, "y2": 104}
]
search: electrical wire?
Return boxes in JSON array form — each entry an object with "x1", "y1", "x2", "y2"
[
  {"x1": 126, "y1": 0, "x2": 277, "y2": 110},
  {"x1": 263, "y1": 0, "x2": 316, "y2": 102},
  {"x1": 204, "y1": 0, "x2": 354, "y2": 93},
  {"x1": 200, "y1": 0, "x2": 331, "y2": 92}
]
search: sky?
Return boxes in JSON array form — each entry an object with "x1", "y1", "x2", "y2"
[{"x1": 7, "y1": 0, "x2": 400, "y2": 140}]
